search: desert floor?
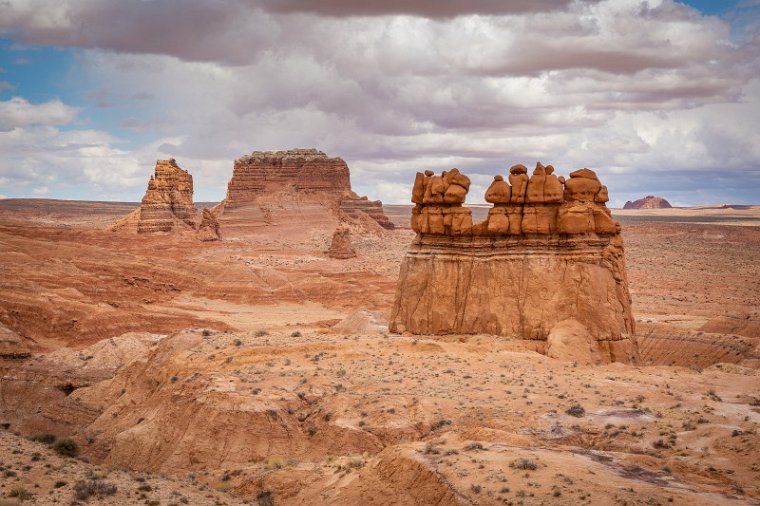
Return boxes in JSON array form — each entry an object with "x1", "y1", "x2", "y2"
[{"x1": 0, "y1": 199, "x2": 758, "y2": 505}]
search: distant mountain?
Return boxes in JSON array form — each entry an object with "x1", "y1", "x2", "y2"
[{"x1": 623, "y1": 195, "x2": 672, "y2": 209}]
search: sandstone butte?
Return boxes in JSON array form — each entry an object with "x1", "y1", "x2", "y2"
[
  {"x1": 389, "y1": 163, "x2": 638, "y2": 364},
  {"x1": 137, "y1": 159, "x2": 197, "y2": 233},
  {"x1": 623, "y1": 195, "x2": 673, "y2": 209},
  {"x1": 212, "y1": 148, "x2": 394, "y2": 233}
]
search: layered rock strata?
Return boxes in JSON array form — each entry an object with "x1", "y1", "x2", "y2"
[
  {"x1": 391, "y1": 162, "x2": 638, "y2": 364},
  {"x1": 339, "y1": 192, "x2": 395, "y2": 229},
  {"x1": 137, "y1": 159, "x2": 197, "y2": 233},
  {"x1": 217, "y1": 149, "x2": 393, "y2": 232},
  {"x1": 327, "y1": 227, "x2": 357, "y2": 259}
]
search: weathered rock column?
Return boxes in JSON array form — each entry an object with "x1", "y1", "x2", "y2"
[{"x1": 390, "y1": 163, "x2": 638, "y2": 364}]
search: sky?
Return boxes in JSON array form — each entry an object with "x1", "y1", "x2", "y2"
[{"x1": 0, "y1": 0, "x2": 759, "y2": 207}]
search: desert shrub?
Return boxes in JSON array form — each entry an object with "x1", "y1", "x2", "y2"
[
  {"x1": 53, "y1": 438, "x2": 80, "y2": 458},
  {"x1": 565, "y1": 405, "x2": 586, "y2": 417},
  {"x1": 290, "y1": 331, "x2": 302, "y2": 338},
  {"x1": 430, "y1": 419, "x2": 452, "y2": 431},
  {"x1": 257, "y1": 489, "x2": 275, "y2": 506},
  {"x1": 8, "y1": 487, "x2": 33, "y2": 500},
  {"x1": 202, "y1": 329, "x2": 212, "y2": 337},
  {"x1": 510, "y1": 458, "x2": 539, "y2": 471},
  {"x1": 54, "y1": 480, "x2": 67, "y2": 488},
  {"x1": 74, "y1": 480, "x2": 117, "y2": 501},
  {"x1": 255, "y1": 330, "x2": 269, "y2": 337},
  {"x1": 464, "y1": 442, "x2": 484, "y2": 451},
  {"x1": 30, "y1": 433, "x2": 57, "y2": 445}
]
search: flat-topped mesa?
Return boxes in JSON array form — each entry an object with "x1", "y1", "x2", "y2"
[
  {"x1": 392, "y1": 162, "x2": 638, "y2": 365},
  {"x1": 219, "y1": 148, "x2": 393, "y2": 231},
  {"x1": 226, "y1": 149, "x2": 351, "y2": 206},
  {"x1": 137, "y1": 159, "x2": 197, "y2": 234},
  {"x1": 623, "y1": 195, "x2": 673, "y2": 209}
]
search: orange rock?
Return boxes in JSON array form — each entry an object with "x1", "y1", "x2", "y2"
[
  {"x1": 327, "y1": 227, "x2": 357, "y2": 259},
  {"x1": 485, "y1": 175, "x2": 511, "y2": 204},
  {"x1": 137, "y1": 159, "x2": 197, "y2": 234},
  {"x1": 197, "y1": 208, "x2": 221, "y2": 242}
]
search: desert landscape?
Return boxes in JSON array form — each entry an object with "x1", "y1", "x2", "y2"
[{"x1": 0, "y1": 149, "x2": 758, "y2": 506}]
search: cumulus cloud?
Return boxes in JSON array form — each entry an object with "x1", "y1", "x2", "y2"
[
  {"x1": 0, "y1": 0, "x2": 758, "y2": 204},
  {"x1": 0, "y1": 97, "x2": 79, "y2": 131}
]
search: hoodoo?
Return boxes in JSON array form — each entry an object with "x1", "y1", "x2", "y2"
[
  {"x1": 390, "y1": 163, "x2": 638, "y2": 364},
  {"x1": 136, "y1": 159, "x2": 197, "y2": 233},
  {"x1": 214, "y1": 149, "x2": 393, "y2": 234},
  {"x1": 326, "y1": 227, "x2": 357, "y2": 259}
]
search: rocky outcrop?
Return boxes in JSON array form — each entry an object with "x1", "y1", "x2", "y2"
[
  {"x1": 623, "y1": 195, "x2": 672, "y2": 209},
  {"x1": 0, "y1": 323, "x2": 30, "y2": 359},
  {"x1": 339, "y1": 192, "x2": 395, "y2": 229},
  {"x1": 391, "y1": 163, "x2": 638, "y2": 364},
  {"x1": 196, "y1": 208, "x2": 221, "y2": 241},
  {"x1": 216, "y1": 149, "x2": 393, "y2": 233},
  {"x1": 326, "y1": 227, "x2": 357, "y2": 259},
  {"x1": 137, "y1": 159, "x2": 197, "y2": 233}
]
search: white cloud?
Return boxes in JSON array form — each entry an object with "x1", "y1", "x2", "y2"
[
  {"x1": 0, "y1": 97, "x2": 79, "y2": 131},
  {"x1": 0, "y1": 0, "x2": 758, "y2": 204}
]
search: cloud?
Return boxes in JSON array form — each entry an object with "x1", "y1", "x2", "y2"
[
  {"x1": 0, "y1": 97, "x2": 79, "y2": 131},
  {"x1": 260, "y1": 0, "x2": 596, "y2": 18},
  {"x1": 0, "y1": 0, "x2": 758, "y2": 205}
]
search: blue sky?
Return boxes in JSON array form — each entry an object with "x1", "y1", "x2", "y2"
[{"x1": 0, "y1": 0, "x2": 759, "y2": 206}]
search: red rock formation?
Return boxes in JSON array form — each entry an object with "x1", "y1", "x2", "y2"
[
  {"x1": 326, "y1": 227, "x2": 357, "y2": 259},
  {"x1": 137, "y1": 159, "x2": 197, "y2": 233},
  {"x1": 623, "y1": 195, "x2": 672, "y2": 209},
  {"x1": 216, "y1": 149, "x2": 393, "y2": 233},
  {"x1": 339, "y1": 192, "x2": 394, "y2": 230},
  {"x1": 197, "y1": 208, "x2": 221, "y2": 241},
  {"x1": 393, "y1": 163, "x2": 638, "y2": 364}
]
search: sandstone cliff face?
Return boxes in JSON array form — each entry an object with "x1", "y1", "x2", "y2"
[
  {"x1": 137, "y1": 159, "x2": 197, "y2": 233},
  {"x1": 217, "y1": 149, "x2": 393, "y2": 234},
  {"x1": 391, "y1": 163, "x2": 638, "y2": 364},
  {"x1": 623, "y1": 195, "x2": 672, "y2": 209}
]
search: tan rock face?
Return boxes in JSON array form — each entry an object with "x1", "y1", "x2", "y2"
[
  {"x1": 137, "y1": 159, "x2": 197, "y2": 233},
  {"x1": 197, "y1": 208, "x2": 221, "y2": 241},
  {"x1": 393, "y1": 163, "x2": 638, "y2": 364},
  {"x1": 624, "y1": 195, "x2": 673, "y2": 209},
  {"x1": 218, "y1": 148, "x2": 393, "y2": 231},
  {"x1": 327, "y1": 227, "x2": 357, "y2": 259},
  {"x1": 339, "y1": 193, "x2": 395, "y2": 230},
  {"x1": 225, "y1": 149, "x2": 351, "y2": 206}
]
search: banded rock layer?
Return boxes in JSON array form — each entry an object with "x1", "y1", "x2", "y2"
[
  {"x1": 216, "y1": 149, "x2": 393, "y2": 233},
  {"x1": 391, "y1": 163, "x2": 638, "y2": 364},
  {"x1": 137, "y1": 159, "x2": 197, "y2": 233}
]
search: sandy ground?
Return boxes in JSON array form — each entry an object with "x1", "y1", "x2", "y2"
[{"x1": 0, "y1": 199, "x2": 758, "y2": 505}]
